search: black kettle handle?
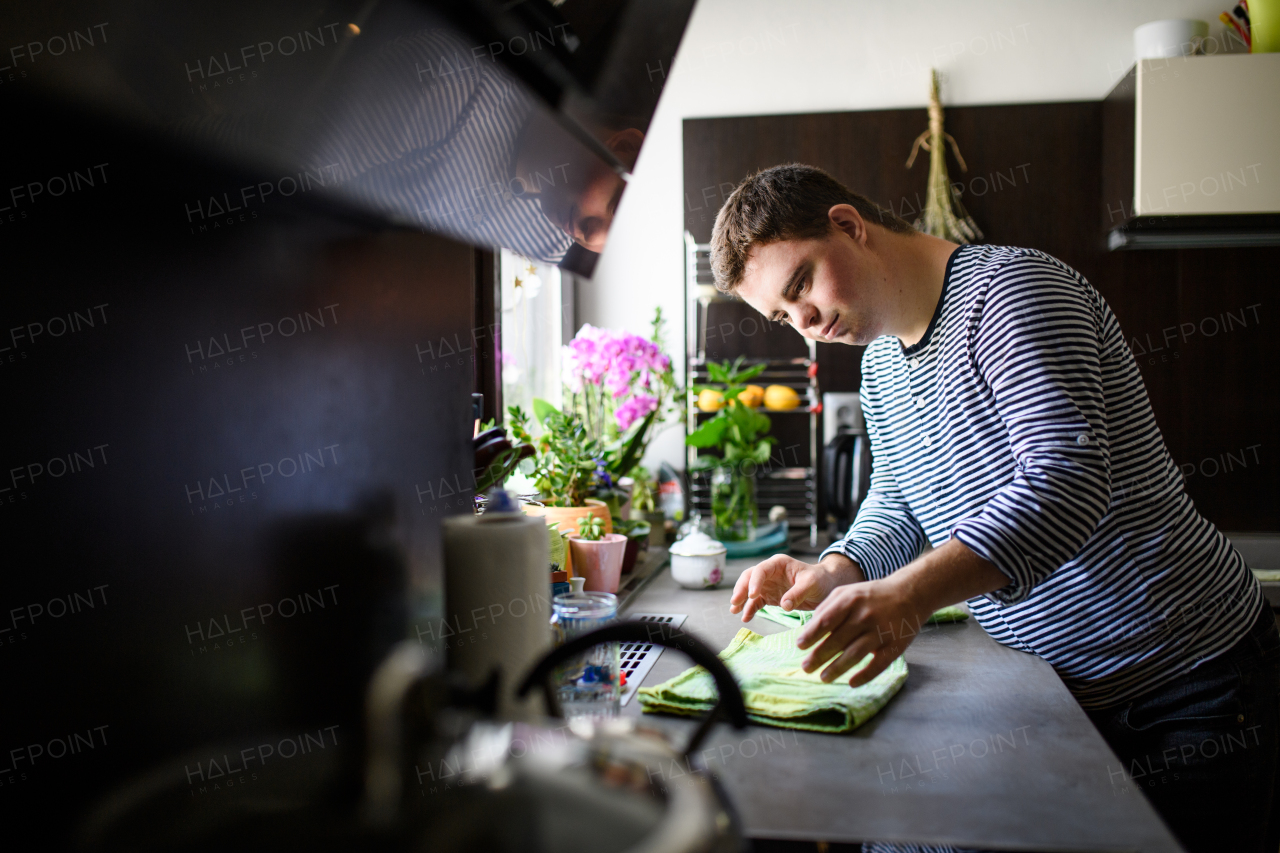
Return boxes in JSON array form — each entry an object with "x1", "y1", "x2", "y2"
[
  {"x1": 823, "y1": 433, "x2": 857, "y2": 517},
  {"x1": 823, "y1": 433, "x2": 872, "y2": 529},
  {"x1": 517, "y1": 620, "x2": 748, "y2": 761},
  {"x1": 849, "y1": 433, "x2": 870, "y2": 510}
]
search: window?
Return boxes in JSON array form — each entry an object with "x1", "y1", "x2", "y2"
[{"x1": 499, "y1": 249, "x2": 567, "y2": 425}]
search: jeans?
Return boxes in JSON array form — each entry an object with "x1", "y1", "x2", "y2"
[{"x1": 1087, "y1": 601, "x2": 1280, "y2": 853}]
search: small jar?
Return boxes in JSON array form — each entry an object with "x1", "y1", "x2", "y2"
[{"x1": 550, "y1": 592, "x2": 620, "y2": 719}]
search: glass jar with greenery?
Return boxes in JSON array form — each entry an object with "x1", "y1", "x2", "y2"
[
  {"x1": 686, "y1": 358, "x2": 775, "y2": 542},
  {"x1": 710, "y1": 465, "x2": 756, "y2": 541}
]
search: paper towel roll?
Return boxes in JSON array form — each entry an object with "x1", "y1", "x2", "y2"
[{"x1": 442, "y1": 512, "x2": 551, "y2": 721}]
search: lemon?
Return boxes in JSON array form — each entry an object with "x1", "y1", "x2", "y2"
[
  {"x1": 697, "y1": 389, "x2": 725, "y2": 412},
  {"x1": 763, "y1": 384, "x2": 801, "y2": 410},
  {"x1": 737, "y1": 384, "x2": 765, "y2": 408}
]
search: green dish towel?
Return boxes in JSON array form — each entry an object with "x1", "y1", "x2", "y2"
[
  {"x1": 637, "y1": 626, "x2": 908, "y2": 734},
  {"x1": 756, "y1": 603, "x2": 970, "y2": 629}
]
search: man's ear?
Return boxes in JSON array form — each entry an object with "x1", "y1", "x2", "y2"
[
  {"x1": 604, "y1": 128, "x2": 645, "y2": 169},
  {"x1": 827, "y1": 204, "x2": 867, "y2": 246}
]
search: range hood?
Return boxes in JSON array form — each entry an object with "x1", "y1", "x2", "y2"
[
  {"x1": 1102, "y1": 53, "x2": 1280, "y2": 249},
  {"x1": 0, "y1": 0, "x2": 696, "y2": 275}
]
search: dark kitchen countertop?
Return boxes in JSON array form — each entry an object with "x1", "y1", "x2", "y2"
[{"x1": 620, "y1": 557, "x2": 1184, "y2": 852}]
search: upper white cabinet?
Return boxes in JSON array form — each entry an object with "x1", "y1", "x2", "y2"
[{"x1": 1103, "y1": 53, "x2": 1280, "y2": 248}]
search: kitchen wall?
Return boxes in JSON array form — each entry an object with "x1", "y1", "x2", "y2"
[{"x1": 579, "y1": 0, "x2": 1247, "y2": 472}]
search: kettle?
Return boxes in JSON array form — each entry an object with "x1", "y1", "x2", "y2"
[
  {"x1": 78, "y1": 622, "x2": 749, "y2": 853},
  {"x1": 821, "y1": 393, "x2": 872, "y2": 540}
]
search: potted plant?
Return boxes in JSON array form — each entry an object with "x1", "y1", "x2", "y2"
[
  {"x1": 566, "y1": 514, "x2": 627, "y2": 594},
  {"x1": 495, "y1": 308, "x2": 681, "y2": 573},
  {"x1": 505, "y1": 403, "x2": 612, "y2": 576},
  {"x1": 686, "y1": 357, "x2": 776, "y2": 541},
  {"x1": 627, "y1": 466, "x2": 667, "y2": 550},
  {"x1": 561, "y1": 308, "x2": 683, "y2": 523}
]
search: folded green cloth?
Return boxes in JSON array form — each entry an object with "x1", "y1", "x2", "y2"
[
  {"x1": 637, "y1": 626, "x2": 908, "y2": 734},
  {"x1": 1253, "y1": 569, "x2": 1280, "y2": 583},
  {"x1": 756, "y1": 603, "x2": 969, "y2": 629}
]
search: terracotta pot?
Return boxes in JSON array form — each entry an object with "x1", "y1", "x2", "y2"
[
  {"x1": 521, "y1": 499, "x2": 611, "y2": 576},
  {"x1": 566, "y1": 533, "x2": 626, "y2": 594}
]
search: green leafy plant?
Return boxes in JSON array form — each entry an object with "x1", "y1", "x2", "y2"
[
  {"x1": 628, "y1": 466, "x2": 657, "y2": 514},
  {"x1": 686, "y1": 357, "x2": 776, "y2": 470},
  {"x1": 576, "y1": 514, "x2": 604, "y2": 541},
  {"x1": 613, "y1": 517, "x2": 651, "y2": 550},
  {"x1": 505, "y1": 402, "x2": 603, "y2": 507}
]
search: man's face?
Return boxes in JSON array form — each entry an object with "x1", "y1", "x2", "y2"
[
  {"x1": 541, "y1": 159, "x2": 625, "y2": 253},
  {"x1": 736, "y1": 218, "x2": 887, "y2": 346},
  {"x1": 520, "y1": 127, "x2": 643, "y2": 253}
]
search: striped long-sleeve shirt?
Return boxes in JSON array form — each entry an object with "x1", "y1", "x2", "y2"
[
  {"x1": 308, "y1": 28, "x2": 573, "y2": 263},
  {"x1": 172, "y1": 26, "x2": 574, "y2": 261},
  {"x1": 822, "y1": 244, "x2": 1260, "y2": 709}
]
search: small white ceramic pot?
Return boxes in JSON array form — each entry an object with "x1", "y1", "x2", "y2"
[{"x1": 669, "y1": 532, "x2": 727, "y2": 589}]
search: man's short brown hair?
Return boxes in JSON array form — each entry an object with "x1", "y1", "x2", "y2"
[{"x1": 710, "y1": 164, "x2": 915, "y2": 294}]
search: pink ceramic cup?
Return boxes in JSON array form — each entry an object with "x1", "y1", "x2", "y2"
[{"x1": 567, "y1": 533, "x2": 627, "y2": 593}]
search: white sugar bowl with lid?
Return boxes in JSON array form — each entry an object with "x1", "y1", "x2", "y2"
[{"x1": 668, "y1": 531, "x2": 727, "y2": 589}]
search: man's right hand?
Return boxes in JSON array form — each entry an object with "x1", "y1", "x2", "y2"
[{"x1": 728, "y1": 553, "x2": 864, "y2": 623}]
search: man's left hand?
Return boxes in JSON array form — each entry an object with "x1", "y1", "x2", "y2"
[
  {"x1": 795, "y1": 573, "x2": 933, "y2": 687},
  {"x1": 795, "y1": 539, "x2": 1010, "y2": 686}
]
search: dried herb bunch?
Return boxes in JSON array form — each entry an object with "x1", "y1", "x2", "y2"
[{"x1": 906, "y1": 69, "x2": 983, "y2": 244}]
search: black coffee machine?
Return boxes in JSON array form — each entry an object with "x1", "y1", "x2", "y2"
[{"x1": 821, "y1": 393, "x2": 873, "y2": 541}]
